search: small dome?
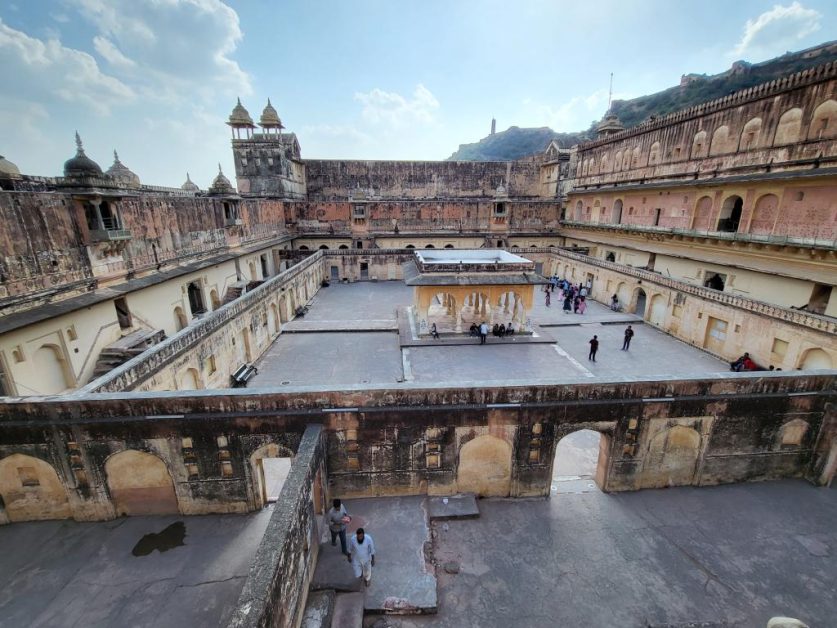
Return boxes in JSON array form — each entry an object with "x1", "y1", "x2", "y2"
[
  {"x1": 106, "y1": 150, "x2": 141, "y2": 187},
  {"x1": 259, "y1": 98, "x2": 283, "y2": 128},
  {"x1": 227, "y1": 98, "x2": 255, "y2": 127},
  {"x1": 181, "y1": 172, "x2": 200, "y2": 192},
  {"x1": 0, "y1": 155, "x2": 21, "y2": 179},
  {"x1": 495, "y1": 183, "x2": 507, "y2": 197},
  {"x1": 64, "y1": 132, "x2": 103, "y2": 177},
  {"x1": 208, "y1": 164, "x2": 236, "y2": 195},
  {"x1": 596, "y1": 111, "x2": 625, "y2": 137}
]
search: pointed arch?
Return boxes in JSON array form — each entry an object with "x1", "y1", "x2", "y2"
[
  {"x1": 774, "y1": 108, "x2": 802, "y2": 145},
  {"x1": 0, "y1": 454, "x2": 71, "y2": 522},
  {"x1": 739, "y1": 117, "x2": 762, "y2": 150},
  {"x1": 105, "y1": 450, "x2": 179, "y2": 516},
  {"x1": 709, "y1": 125, "x2": 731, "y2": 155},
  {"x1": 457, "y1": 434, "x2": 512, "y2": 497},
  {"x1": 808, "y1": 99, "x2": 837, "y2": 140}
]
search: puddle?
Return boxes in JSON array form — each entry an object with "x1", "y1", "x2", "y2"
[{"x1": 132, "y1": 521, "x2": 187, "y2": 556}]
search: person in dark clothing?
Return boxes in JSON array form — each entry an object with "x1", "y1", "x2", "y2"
[
  {"x1": 563, "y1": 294, "x2": 572, "y2": 313},
  {"x1": 588, "y1": 335, "x2": 599, "y2": 361},
  {"x1": 622, "y1": 325, "x2": 634, "y2": 350},
  {"x1": 498, "y1": 323, "x2": 506, "y2": 336},
  {"x1": 469, "y1": 323, "x2": 478, "y2": 337},
  {"x1": 430, "y1": 323, "x2": 440, "y2": 340},
  {"x1": 492, "y1": 323, "x2": 500, "y2": 337}
]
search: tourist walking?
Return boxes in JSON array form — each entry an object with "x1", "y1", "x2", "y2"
[
  {"x1": 588, "y1": 335, "x2": 599, "y2": 362},
  {"x1": 327, "y1": 498, "x2": 350, "y2": 555},
  {"x1": 545, "y1": 290, "x2": 551, "y2": 307},
  {"x1": 479, "y1": 321, "x2": 488, "y2": 344},
  {"x1": 563, "y1": 293, "x2": 572, "y2": 313},
  {"x1": 577, "y1": 298, "x2": 587, "y2": 315},
  {"x1": 622, "y1": 325, "x2": 634, "y2": 350},
  {"x1": 347, "y1": 527, "x2": 376, "y2": 587}
]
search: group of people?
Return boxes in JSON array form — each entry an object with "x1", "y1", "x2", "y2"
[
  {"x1": 544, "y1": 277, "x2": 590, "y2": 315},
  {"x1": 588, "y1": 325, "x2": 635, "y2": 362},
  {"x1": 327, "y1": 498, "x2": 376, "y2": 587},
  {"x1": 470, "y1": 321, "x2": 514, "y2": 341}
]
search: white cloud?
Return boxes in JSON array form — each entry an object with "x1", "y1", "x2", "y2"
[
  {"x1": 521, "y1": 88, "x2": 631, "y2": 132},
  {"x1": 301, "y1": 124, "x2": 373, "y2": 144},
  {"x1": 70, "y1": 0, "x2": 251, "y2": 101},
  {"x1": 93, "y1": 36, "x2": 135, "y2": 69},
  {"x1": 354, "y1": 84, "x2": 439, "y2": 127},
  {"x1": 0, "y1": 19, "x2": 134, "y2": 115},
  {"x1": 731, "y1": 2, "x2": 821, "y2": 60}
]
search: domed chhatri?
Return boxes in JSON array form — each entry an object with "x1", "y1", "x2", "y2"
[
  {"x1": 208, "y1": 164, "x2": 236, "y2": 196},
  {"x1": 227, "y1": 98, "x2": 256, "y2": 139},
  {"x1": 106, "y1": 150, "x2": 141, "y2": 188},
  {"x1": 259, "y1": 98, "x2": 284, "y2": 134},
  {"x1": 181, "y1": 172, "x2": 200, "y2": 192},
  {"x1": 64, "y1": 132, "x2": 103, "y2": 178},
  {"x1": 596, "y1": 111, "x2": 625, "y2": 138},
  {"x1": 0, "y1": 154, "x2": 21, "y2": 179}
]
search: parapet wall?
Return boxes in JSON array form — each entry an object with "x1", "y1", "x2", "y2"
[
  {"x1": 304, "y1": 158, "x2": 543, "y2": 200},
  {"x1": 229, "y1": 424, "x2": 325, "y2": 628},
  {"x1": 0, "y1": 373, "x2": 833, "y2": 526}
]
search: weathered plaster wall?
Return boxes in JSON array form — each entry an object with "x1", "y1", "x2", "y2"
[
  {"x1": 304, "y1": 159, "x2": 544, "y2": 200},
  {"x1": 0, "y1": 373, "x2": 833, "y2": 526},
  {"x1": 572, "y1": 63, "x2": 837, "y2": 187}
]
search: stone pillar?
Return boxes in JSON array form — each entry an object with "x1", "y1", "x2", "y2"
[{"x1": 455, "y1": 306, "x2": 462, "y2": 333}]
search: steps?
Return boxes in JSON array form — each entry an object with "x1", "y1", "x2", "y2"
[
  {"x1": 91, "y1": 329, "x2": 165, "y2": 377},
  {"x1": 222, "y1": 285, "x2": 244, "y2": 304},
  {"x1": 300, "y1": 590, "x2": 335, "y2": 628}
]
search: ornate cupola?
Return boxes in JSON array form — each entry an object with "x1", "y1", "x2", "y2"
[
  {"x1": 181, "y1": 172, "x2": 200, "y2": 193},
  {"x1": 106, "y1": 150, "x2": 141, "y2": 188},
  {"x1": 227, "y1": 98, "x2": 256, "y2": 139},
  {"x1": 596, "y1": 111, "x2": 625, "y2": 138},
  {"x1": 208, "y1": 164, "x2": 236, "y2": 196},
  {"x1": 64, "y1": 132, "x2": 104, "y2": 178},
  {"x1": 259, "y1": 98, "x2": 284, "y2": 136}
]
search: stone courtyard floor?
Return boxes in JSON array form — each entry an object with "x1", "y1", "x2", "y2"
[
  {"x1": 363, "y1": 480, "x2": 837, "y2": 628},
  {"x1": 249, "y1": 281, "x2": 729, "y2": 388},
  {"x1": 0, "y1": 509, "x2": 272, "y2": 628}
]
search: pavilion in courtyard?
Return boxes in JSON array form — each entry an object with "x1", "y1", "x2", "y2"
[{"x1": 403, "y1": 249, "x2": 548, "y2": 335}]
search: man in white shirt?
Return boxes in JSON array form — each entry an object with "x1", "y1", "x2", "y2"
[{"x1": 347, "y1": 527, "x2": 376, "y2": 586}]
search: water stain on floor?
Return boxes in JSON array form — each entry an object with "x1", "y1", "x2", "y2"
[{"x1": 132, "y1": 521, "x2": 187, "y2": 556}]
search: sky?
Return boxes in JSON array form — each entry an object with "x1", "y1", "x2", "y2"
[{"x1": 0, "y1": 0, "x2": 835, "y2": 188}]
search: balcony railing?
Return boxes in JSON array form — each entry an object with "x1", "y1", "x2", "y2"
[
  {"x1": 89, "y1": 228, "x2": 132, "y2": 242},
  {"x1": 561, "y1": 220, "x2": 837, "y2": 250}
]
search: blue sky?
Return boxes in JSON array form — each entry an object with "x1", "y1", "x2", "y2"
[{"x1": 0, "y1": 0, "x2": 834, "y2": 187}]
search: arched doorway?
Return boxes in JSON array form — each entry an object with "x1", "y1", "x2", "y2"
[
  {"x1": 425, "y1": 244, "x2": 435, "y2": 249},
  {"x1": 319, "y1": 245, "x2": 329, "y2": 250},
  {"x1": 444, "y1": 244, "x2": 455, "y2": 249},
  {"x1": 717, "y1": 195, "x2": 743, "y2": 232},
  {"x1": 427, "y1": 292, "x2": 458, "y2": 332},
  {"x1": 460, "y1": 292, "x2": 490, "y2": 325},
  {"x1": 616, "y1": 282, "x2": 631, "y2": 308},
  {"x1": 178, "y1": 368, "x2": 201, "y2": 390},
  {"x1": 105, "y1": 450, "x2": 179, "y2": 516},
  {"x1": 31, "y1": 344, "x2": 73, "y2": 394},
  {"x1": 0, "y1": 454, "x2": 71, "y2": 522},
  {"x1": 612, "y1": 199, "x2": 623, "y2": 224},
  {"x1": 605, "y1": 252, "x2": 616, "y2": 262},
  {"x1": 250, "y1": 443, "x2": 294, "y2": 509},
  {"x1": 648, "y1": 294, "x2": 666, "y2": 326},
  {"x1": 457, "y1": 434, "x2": 512, "y2": 497},
  {"x1": 798, "y1": 348, "x2": 833, "y2": 370},
  {"x1": 338, "y1": 244, "x2": 349, "y2": 250},
  {"x1": 174, "y1": 306, "x2": 187, "y2": 332},
  {"x1": 187, "y1": 281, "x2": 205, "y2": 316},
  {"x1": 692, "y1": 195, "x2": 713, "y2": 231},
  {"x1": 574, "y1": 200, "x2": 583, "y2": 221},
  {"x1": 634, "y1": 288, "x2": 647, "y2": 317},
  {"x1": 551, "y1": 429, "x2": 605, "y2": 494},
  {"x1": 749, "y1": 194, "x2": 779, "y2": 235},
  {"x1": 641, "y1": 426, "x2": 701, "y2": 488},
  {"x1": 269, "y1": 303, "x2": 280, "y2": 335}
]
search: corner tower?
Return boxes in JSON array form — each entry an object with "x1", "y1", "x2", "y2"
[{"x1": 229, "y1": 98, "x2": 305, "y2": 199}]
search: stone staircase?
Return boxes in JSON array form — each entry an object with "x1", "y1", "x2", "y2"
[
  {"x1": 92, "y1": 328, "x2": 165, "y2": 378},
  {"x1": 222, "y1": 284, "x2": 244, "y2": 304}
]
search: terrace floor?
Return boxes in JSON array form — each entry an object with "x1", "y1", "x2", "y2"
[
  {"x1": 249, "y1": 281, "x2": 730, "y2": 389},
  {"x1": 0, "y1": 510, "x2": 272, "y2": 628}
]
